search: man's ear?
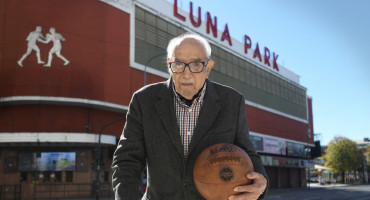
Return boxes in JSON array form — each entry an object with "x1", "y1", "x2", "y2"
[
  {"x1": 167, "y1": 58, "x2": 173, "y2": 74},
  {"x1": 167, "y1": 58, "x2": 171, "y2": 66},
  {"x1": 206, "y1": 60, "x2": 214, "y2": 76}
]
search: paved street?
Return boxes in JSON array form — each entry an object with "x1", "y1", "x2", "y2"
[
  {"x1": 266, "y1": 184, "x2": 370, "y2": 200},
  {"x1": 75, "y1": 184, "x2": 370, "y2": 200}
]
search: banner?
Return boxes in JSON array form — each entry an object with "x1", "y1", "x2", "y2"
[{"x1": 263, "y1": 137, "x2": 286, "y2": 155}]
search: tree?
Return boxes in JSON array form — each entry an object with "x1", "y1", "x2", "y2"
[{"x1": 324, "y1": 136, "x2": 364, "y2": 183}]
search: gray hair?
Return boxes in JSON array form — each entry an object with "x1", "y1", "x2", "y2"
[{"x1": 167, "y1": 33, "x2": 212, "y2": 60}]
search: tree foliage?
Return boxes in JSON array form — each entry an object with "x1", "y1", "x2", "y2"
[{"x1": 324, "y1": 136, "x2": 364, "y2": 174}]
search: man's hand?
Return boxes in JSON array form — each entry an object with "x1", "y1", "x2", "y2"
[{"x1": 228, "y1": 172, "x2": 267, "y2": 200}]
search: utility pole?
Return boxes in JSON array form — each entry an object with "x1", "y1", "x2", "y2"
[{"x1": 306, "y1": 127, "x2": 311, "y2": 188}]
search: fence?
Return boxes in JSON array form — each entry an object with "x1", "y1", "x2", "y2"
[{"x1": 0, "y1": 185, "x2": 21, "y2": 200}]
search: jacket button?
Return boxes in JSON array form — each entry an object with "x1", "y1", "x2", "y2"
[{"x1": 183, "y1": 182, "x2": 188, "y2": 188}]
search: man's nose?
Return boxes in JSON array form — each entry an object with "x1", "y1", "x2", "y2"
[{"x1": 182, "y1": 65, "x2": 192, "y2": 78}]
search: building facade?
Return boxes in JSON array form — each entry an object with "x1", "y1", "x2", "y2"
[{"x1": 0, "y1": 0, "x2": 314, "y2": 198}]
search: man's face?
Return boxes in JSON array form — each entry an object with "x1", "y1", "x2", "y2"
[{"x1": 168, "y1": 39, "x2": 214, "y2": 100}]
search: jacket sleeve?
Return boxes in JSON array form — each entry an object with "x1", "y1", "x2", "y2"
[
  {"x1": 235, "y1": 95, "x2": 269, "y2": 199},
  {"x1": 112, "y1": 93, "x2": 147, "y2": 200}
]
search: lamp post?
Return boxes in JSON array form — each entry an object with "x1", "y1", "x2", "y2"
[
  {"x1": 144, "y1": 52, "x2": 167, "y2": 86},
  {"x1": 306, "y1": 127, "x2": 311, "y2": 188},
  {"x1": 95, "y1": 115, "x2": 126, "y2": 200}
]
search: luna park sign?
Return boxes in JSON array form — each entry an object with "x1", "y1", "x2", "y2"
[{"x1": 173, "y1": 0, "x2": 279, "y2": 71}]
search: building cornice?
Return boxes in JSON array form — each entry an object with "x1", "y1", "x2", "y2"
[{"x1": 0, "y1": 96, "x2": 128, "y2": 113}]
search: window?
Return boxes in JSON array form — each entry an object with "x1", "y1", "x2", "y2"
[
  {"x1": 239, "y1": 66, "x2": 245, "y2": 82},
  {"x1": 135, "y1": 6, "x2": 145, "y2": 21},
  {"x1": 135, "y1": 19, "x2": 145, "y2": 40},
  {"x1": 233, "y1": 65, "x2": 239, "y2": 80},
  {"x1": 212, "y1": 45, "x2": 219, "y2": 56},
  {"x1": 134, "y1": 6, "x2": 307, "y2": 119},
  {"x1": 145, "y1": 11, "x2": 156, "y2": 25},
  {"x1": 157, "y1": 18, "x2": 167, "y2": 31},
  {"x1": 212, "y1": 55, "x2": 220, "y2": 71}
]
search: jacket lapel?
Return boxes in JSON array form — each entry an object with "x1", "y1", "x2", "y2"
[
  {"x1": 155, "y1": 79, "x2": 184, "y2": 156},
  {"x1": 188, "y1": 80, "x2": 221, "y2": 155}
]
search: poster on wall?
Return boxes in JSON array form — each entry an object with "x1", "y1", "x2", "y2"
[
  {"x1": 287, "y1": 142, "x2": 305, "y2": 157},
  {"x1": 249, "y1": 135, "x2": 263, "y2": 152},
  {"x1": 263, "y1": 137, "x2": 286, "y2": 155},
  {"x1": 18, "y1": 152, "x2": 76, "y2": 171}
]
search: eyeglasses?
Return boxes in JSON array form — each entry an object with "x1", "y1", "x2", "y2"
[{"x1": 169, "y1": 60, "x2": 208, "y2": 73}]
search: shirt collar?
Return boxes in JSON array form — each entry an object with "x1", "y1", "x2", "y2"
[{"x1": 172, "y1": 80, "x2": 207, "y2": 107}]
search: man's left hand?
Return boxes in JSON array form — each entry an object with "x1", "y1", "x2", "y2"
[{"x1": 228, "y1": 172, "x2": 267, "y2": 200}]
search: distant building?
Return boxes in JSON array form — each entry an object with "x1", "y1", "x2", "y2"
[
  {"x1": 0, "y1": 0, "x2": 314, "y2": 198},
  {"x1": 356, "y1": 138, "x2": 369, "y2": 183},
  {"x1": 356, "y1": 138, "x2": 370, "y2": 154}
]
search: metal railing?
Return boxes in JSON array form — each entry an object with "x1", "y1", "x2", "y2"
[{"x1": 33, "y1": 183, "x2": 112, "y2": 199}]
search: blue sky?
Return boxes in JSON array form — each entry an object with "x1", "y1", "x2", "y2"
[{"x1": 171, "y1": 0, "x2": 370, "y2": 145}]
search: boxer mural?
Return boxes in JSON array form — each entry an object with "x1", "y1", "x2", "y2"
[
  {"x1": 40, "y1": 27, "x2": 70, "y2": 67},
  {"x1": 17, "y1": 26, "x2": 46, "y2": 67},
  {"x1": 17, "y1": 26, "x2": 69, "y2": 67}
]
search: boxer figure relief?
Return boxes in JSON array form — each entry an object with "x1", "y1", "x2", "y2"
[
  {"x1": 40, "y1": 27, "x2": 70, "y2": 67},
  {"x1": 17, "y1": 26, "x2": 46, "y2": 67}
]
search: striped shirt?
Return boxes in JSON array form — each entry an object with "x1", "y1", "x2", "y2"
[{"x1": 173, "y1": 82, "x2": 207, "y2": 156}]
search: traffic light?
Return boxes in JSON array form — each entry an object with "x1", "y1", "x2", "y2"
[
  {"x1": 310, "y1": 141, "x2": 322, "y2": 158},
  {"x1": 93, "y1": 148, "x2": 98, "y2": 160},
  {"x1": 91, "y1": 147, "x2": 104, "y2": 171}
]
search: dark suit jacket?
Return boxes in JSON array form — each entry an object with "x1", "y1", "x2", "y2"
[{"x1": 112, "y1": 79, "x2": 268, "y2": 200}]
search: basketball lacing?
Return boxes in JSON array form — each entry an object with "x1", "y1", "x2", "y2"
[{"x1": 209, "y1": 156, "x2": 241, "y2": 165}]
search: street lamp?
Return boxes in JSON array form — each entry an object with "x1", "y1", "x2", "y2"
[
  {"x1": 144, "y1": 52, "x2": 167, "y2": 86},
  {"x1": 95, "y1": 115, "x2": 125, "y2": 200},
  {"x1": 306, "y1": 127, "x2": 311, "y2": 188}
]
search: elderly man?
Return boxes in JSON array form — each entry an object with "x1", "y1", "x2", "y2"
[{"x1": 112, "y1": 33, "x2": 268, "y2": 200}]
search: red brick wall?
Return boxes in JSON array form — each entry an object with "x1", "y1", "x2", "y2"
[
  {"x1": 0, "y1": 0, "x2": 314, "y2": 145},
  {"x1": 0, "y1": 0, "x2": 131, "y2": 105},
  {"x1": 247, "y1": 105, "x2": 313, "y2": 144}
]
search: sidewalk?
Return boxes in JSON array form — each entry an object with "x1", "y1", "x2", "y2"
[
  {"x1": 268, "y1": 183, "x2": 350, "y2": 194},
  {"x1": 308, "y1": 182, "x2": 350, "y2": 188}
]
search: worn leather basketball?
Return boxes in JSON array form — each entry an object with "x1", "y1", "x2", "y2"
[{"x1": 193, "y1": 143, "x2": 254, "y2": 200}]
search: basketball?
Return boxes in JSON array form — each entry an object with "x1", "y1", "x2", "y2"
[{"x1": 193, "y1": 143, "x2": 254, "y2": 200}]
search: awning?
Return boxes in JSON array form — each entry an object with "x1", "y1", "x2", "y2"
[{"x1": 314, "y1": 164, "x2": 330, "y2": 170}]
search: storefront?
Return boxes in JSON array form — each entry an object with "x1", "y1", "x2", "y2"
[{"x1": 0, "y1": 132, "x2": 117, "y2": 198}]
